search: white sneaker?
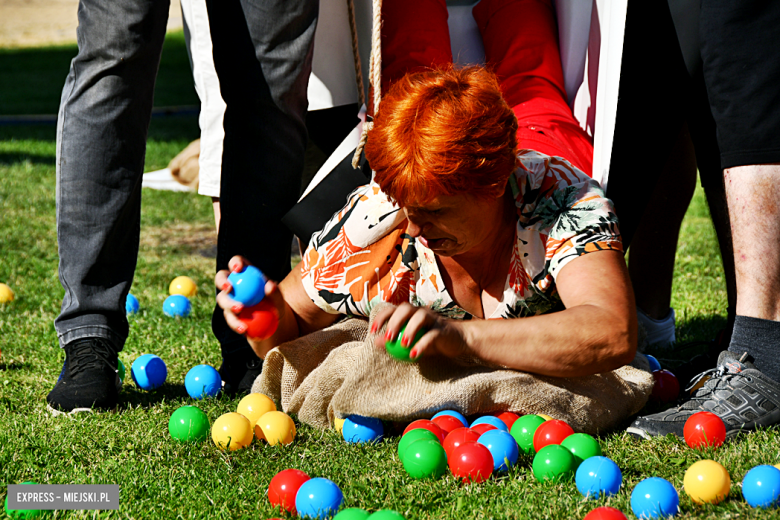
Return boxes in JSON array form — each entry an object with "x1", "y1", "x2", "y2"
[{"x1": 637, "y1": 307, "x2": 676, "y2": 348}]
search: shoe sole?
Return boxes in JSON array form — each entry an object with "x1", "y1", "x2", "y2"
[
  {"x1": 627, "y1": 423, "x2": 774, "y2": 441},
  {"x1": 47, "y1": 403, "x2": 95, "y2": 416},
  {"x1": 47, "y1": 403, "x2": 117, "y2": 416},
  {"x1": 625, "y1": 426, "x2": 653, "y2": 440}
]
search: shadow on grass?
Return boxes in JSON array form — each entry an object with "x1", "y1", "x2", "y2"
[
  {"x1": 676, "y1": 313, "x2": 729, "y2": 342},
  {"x1": 0, "y1": 151, "x2": 55, "y2": 166},
  {"x1": 116, "y1": 383, "x2": 239, "y2": 410},
  {"x1": 0, "y1": 32, "x2": 197, "y2": 117},
  {"x1": 644, "y1": 313, "x2": 729, "y2": 363},
  {"x1": 0, "y1": 124, "x2": 56, "y2": 141},
  {"x1": 117, "y1": 384, "x2": 190, "y2": 409},
  {"x1": 0, "y1": 362, "x2": 31, "y2": 371},
  {"x1": 0, "y1": 116, "x2": 199, "y2": 145}
]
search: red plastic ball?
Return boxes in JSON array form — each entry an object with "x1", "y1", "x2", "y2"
[
  {"x1": 238, "y1": 299, "x2": 279, "y2": 340},
  {"x1": 533, "y1": 419, "x2": 575, "y2": 452},
  {"x1": 492, "y1": 411, "x2": 520, "y2": 429},
  {"x1": 403, "y1": 419, "x2": 445, "y2": 443},
  {"x1": 583, "y1": 506, "x2": 628, "y2": 520},
  {"x1": 471, "y1": 423, "x2": 498, "y2": 436},
  {"x1": 443, "y1": 428, "x2": 482, "y2": 458},
  {"x1": 449, "y1": 442, "x2": 494, "y2": 483},
  {"x1": 650, "y1": 369, "x2": 680, "y2": 403},
  {"x1": 432, "y1": 414, "x2": 467, "y2": 437},
  {"x1": 684, "y1": 411, "x2": 726, "y2": 449},
  {"x1": 267, "y1": 468, "x2": 310, "y2": 514}
]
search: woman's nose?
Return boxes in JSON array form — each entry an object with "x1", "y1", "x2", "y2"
[{"x1": 406, "y1": 219, "x2": 422, "y2": 238}]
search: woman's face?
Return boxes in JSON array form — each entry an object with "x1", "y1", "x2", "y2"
[{"x1": 402, "y1": 192, "x2": 507, "y2": 257}]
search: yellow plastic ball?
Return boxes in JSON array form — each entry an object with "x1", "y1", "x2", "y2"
[
  {"x1": 237, "y1": 393, "x2": 276, "y2": 429},
  {"x1": 775, "y1": 464, "x2": 780, "y2": 471},
  {"x1": 169, "y1": 276, "x2": 197, "y2": 298},
  {"x1": 256, "y1": 411, "x2": 296, "y2": 446},
  {"x1": 211, "y1": 412, "x2": 253, "y2": 451},
  {"x1": 0, "y1": 283, "x2": 15, "y2": 303},
  {"x1": 684, "y1": 459, "x2": 731, "y2": 505},
  {"x1": 334, "y1": 417, "x2": 345, "y2": 433},
  {"x1": 538, "y1": 414, "x2": 554, "y2": 422}
]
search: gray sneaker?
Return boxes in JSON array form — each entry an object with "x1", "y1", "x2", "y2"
[{"x1": 627, "y1": 351, "x2": 780, "y2": 440}]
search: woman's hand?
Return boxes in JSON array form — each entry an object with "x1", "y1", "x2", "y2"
[
  {"x1": 214, "y1": 255, "x2": 286, "y2": 356},
  {"x1": 371, "y1": 303, "x2": 469, "y2": 360}
]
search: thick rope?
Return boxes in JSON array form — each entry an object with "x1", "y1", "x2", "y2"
[
  {"x1": 352, "y1": 0, "x2": 382, "y2": 169},
  {"x1": 369, "y1": 0, "x2": 382, "y2": 116},
  {"x1": 346, "y1": 0, "x2": 365, "y2": 108}
]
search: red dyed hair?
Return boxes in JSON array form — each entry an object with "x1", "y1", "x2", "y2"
[{"x1": 366, "y1": 65, "x2": 518, "y2": 207}]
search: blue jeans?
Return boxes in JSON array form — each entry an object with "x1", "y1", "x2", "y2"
[{"x1": 55, "y1": 0, "x2": 317, "y2": 353}]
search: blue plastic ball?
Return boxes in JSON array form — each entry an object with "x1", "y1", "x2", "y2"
[
  {"x1": 126, "y1": 293, "x2": 140, "y2": 314},
  {"x1": 184, "y1": 364, "x2": 222, "y2": 399},
  {"x1": 342, "y1": 415, "x2": 384, "y2": 443},
  {"x1": 432, "y1": 410, "x2": 468, "y2": 427},
  {"x1": 631, "y1": 477, "x2": 679, "y2": 519},
  {"x1": 471, "y1": 415, "x2": 508, "y2": 432},
  {"x1": 131, "y1": 354, "x2": 167, "y2": 390},
  {"x1": 227, "y1": 265, "x2": 267, "y2": 307},
  {"x1": 742, "y1": 465, "x2": 780, "y2": 508},
  {"x1": 477, "y1": 429, "x2": 519, "y2": 472},
  {"x1": 646, "y1": 354, "x2": 662, "y2": 372},
  {"x1": 295, "y1": 478, "x2": 343, "y2": 519},
  {"x1": 576, "y1": 456, "x2": 623, "y2": 499},
  {"x1": 163, "y1": 294, "x2": 191, "y2": 318}
]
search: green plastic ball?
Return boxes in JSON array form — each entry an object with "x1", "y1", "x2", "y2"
[
  {"x1": 333, "y1": 508, "x2": 371, "y2": 520},
  {"x1": 368, "y1": 510, "x2": 405, "y2": 519},
  {"x1": 402, "y1": 439, "x2": 447, "y2": 479},
  {"x1": 560, "y1": 433, "x2": 602, "y2": 468},
  {"x1": 385, "y1": 325, "x2": 426, "y2": 362},
  {"x1": 4, "y1": 482, "x2": 46, "y2": 519},
  {"x1": 533, "y1": 444, "x2": 576, "y2": 482},
  {"x1": 117, "y1": 359, "x2": 126, "y2": 385},
  {"x1": 510, "y1": 414, "x2": 546, "y2": 454},
  {"x1": 397, "y1": 428, "x2": 439, "y2": 461},
  {"x1": 168, "y1": 405, "x2": 210, "y2": 442}
]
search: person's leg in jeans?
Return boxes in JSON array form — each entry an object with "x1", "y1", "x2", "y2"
[
  {"x1": 473, "y1": 0, "x2": 593, "y2": 175},
  {"x1": 207, "y1": 0, "x2": 317, "y2": 393},
  {"x1": 47, "y1": 0, "x2": 170, "y2": 412}
]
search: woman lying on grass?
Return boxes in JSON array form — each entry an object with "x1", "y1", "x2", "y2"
[{"x1": 215, "y1": 64, "x2": 637, "y2": 379}]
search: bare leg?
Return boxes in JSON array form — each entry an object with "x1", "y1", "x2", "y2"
[
  {"x1": 212, "y1": 196, "x2": 221, "y2": 230},
  {"x1": 629, "y1": 124, "x2": 697, "y2": 320},
  {"x1": 725, "y1": 164, "x2": 780, "y2": 320}
]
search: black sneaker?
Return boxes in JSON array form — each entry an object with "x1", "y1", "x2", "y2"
[
  {"x1": 218, "y1": 349, "x2": 263, "y2": 396},
  {"x1": 627, "y1": 351, "x2": 780, "y2": 440},
  {"x1": 46, "y1": 338, "x2": 120, "y2": 415}
]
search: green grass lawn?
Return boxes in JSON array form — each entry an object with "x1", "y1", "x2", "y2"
[{"x1": 2, "y1": 32, "x2": 779, "y2": 520}]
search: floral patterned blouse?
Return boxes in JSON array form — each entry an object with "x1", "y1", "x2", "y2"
[{"x1": 300, "y1": 150, "x2": 622, "y2": 320}]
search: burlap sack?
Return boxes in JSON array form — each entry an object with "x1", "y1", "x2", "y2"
[
  {"x1": 168, "y1": 139, "x2": 200, "y2": 189},
  {"x1": 252, "y1": 305, "x2": 654, "y2": 435}
]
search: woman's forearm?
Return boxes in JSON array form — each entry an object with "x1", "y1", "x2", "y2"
[{"x1": 460, "y1": 304, "x2": 637, "y2": 378}]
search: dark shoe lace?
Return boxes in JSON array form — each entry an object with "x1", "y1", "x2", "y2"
[{"x1": 68, "y1": 339, "x2": 117, "y2": 377}]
